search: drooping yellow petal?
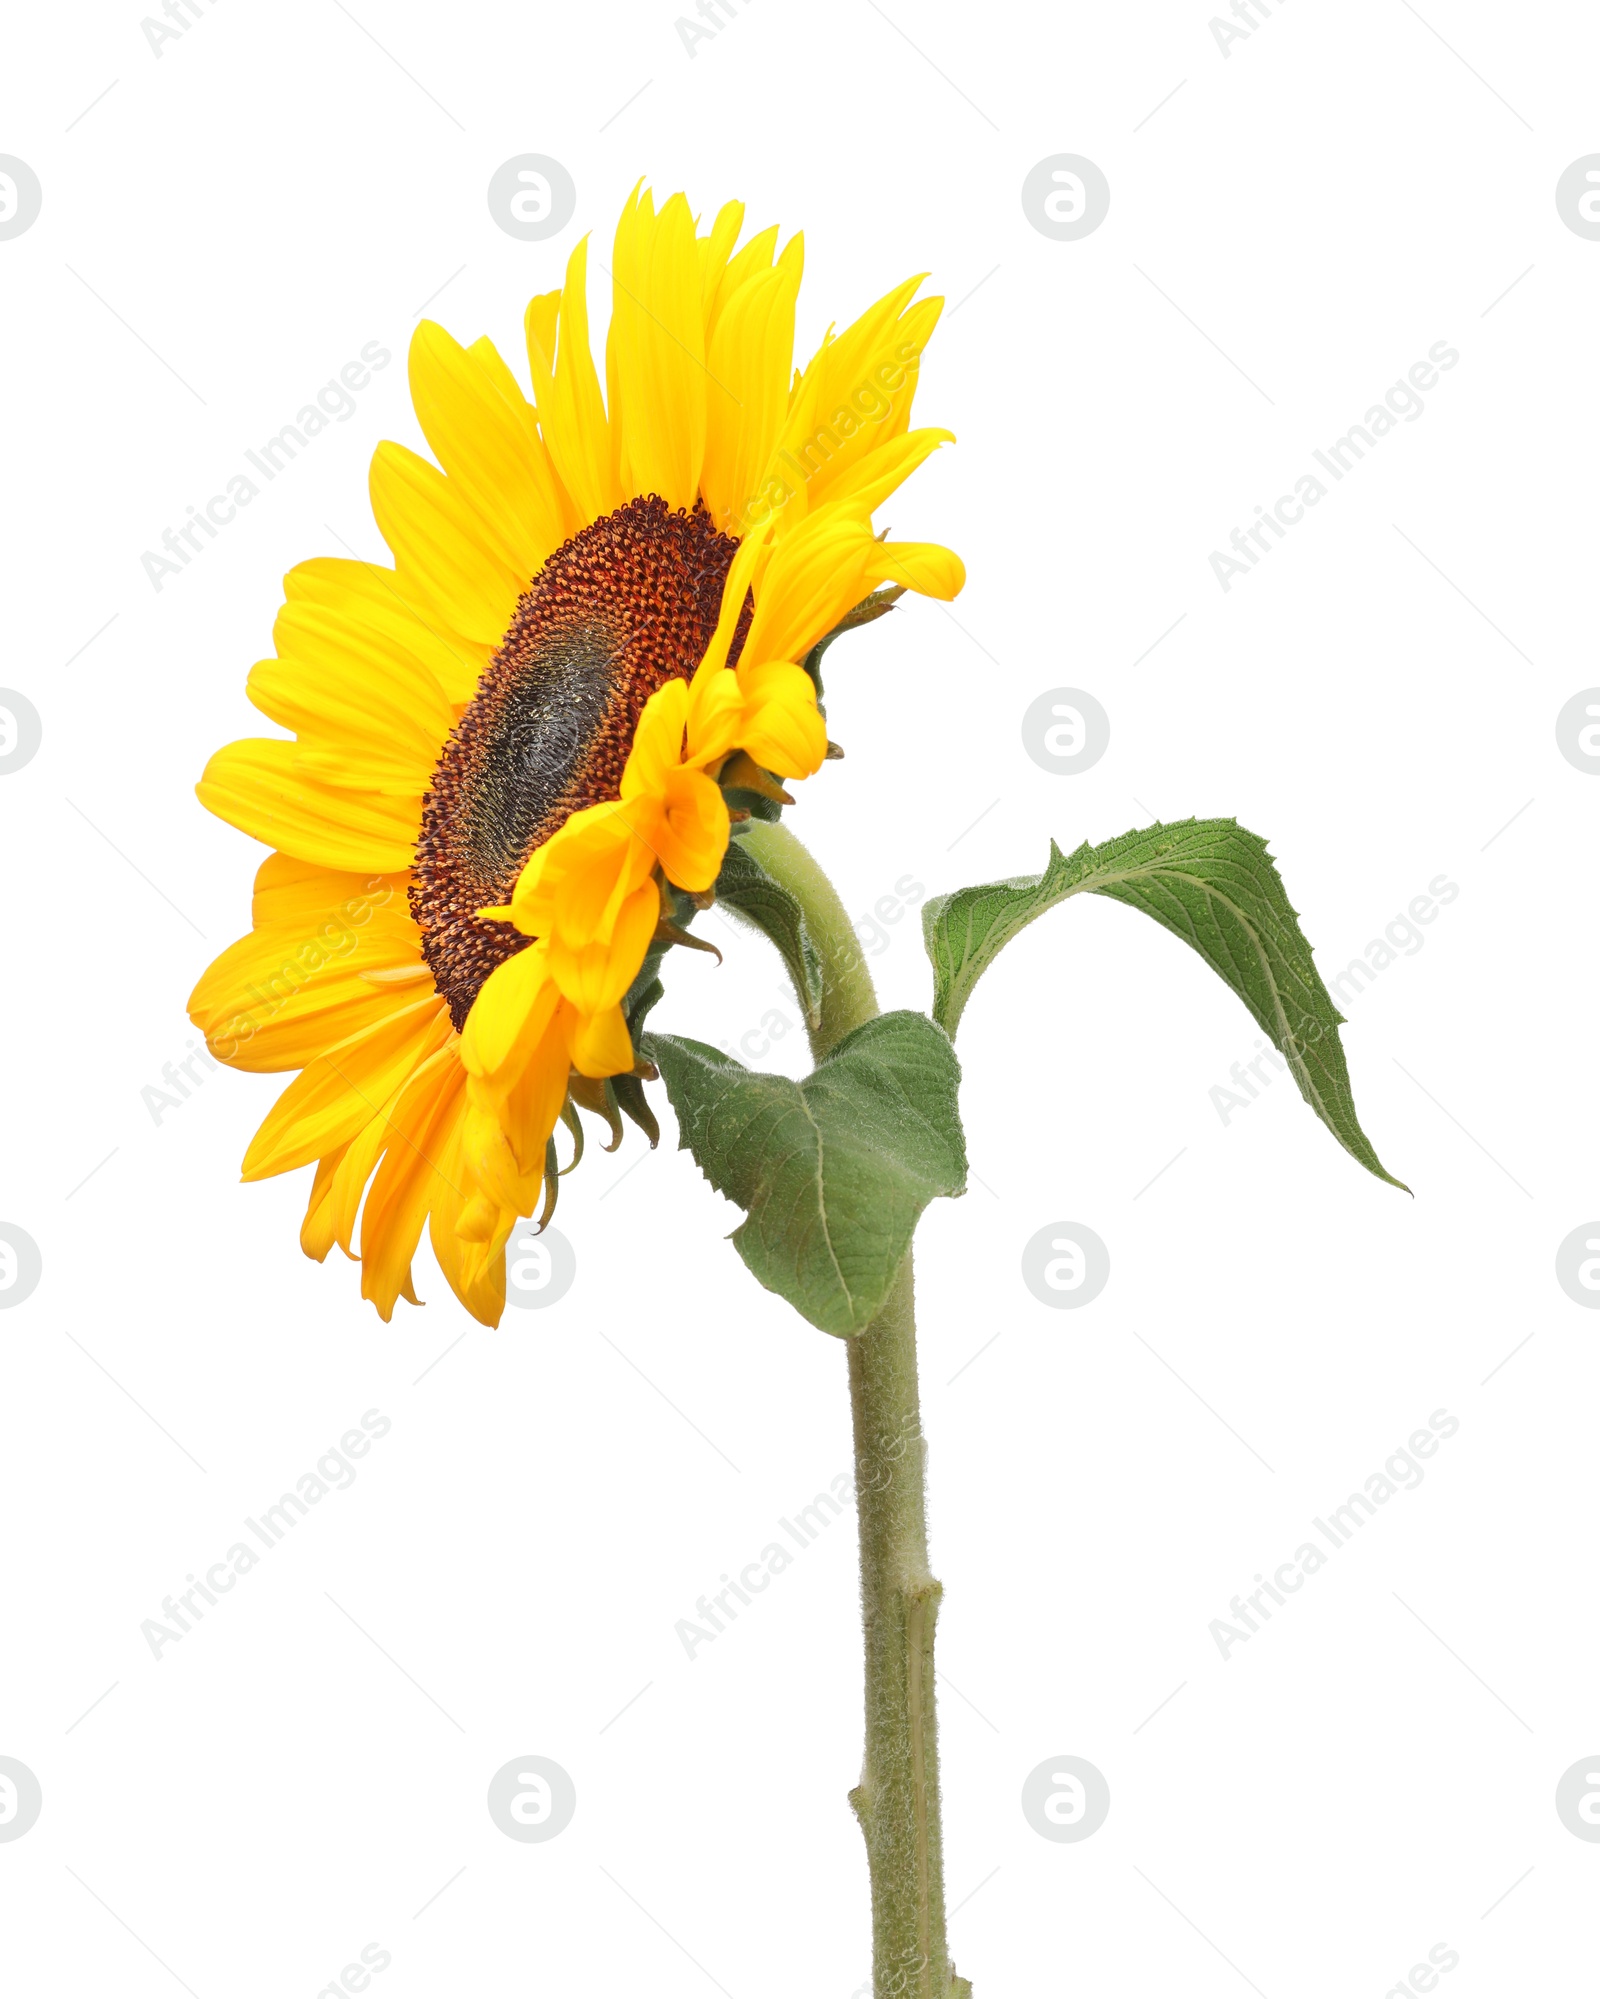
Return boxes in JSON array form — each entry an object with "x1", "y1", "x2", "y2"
[
  {"x1": 358, "y1": 1047, "x2": 468, "y2": 1320},
  {"x1": 427, "y1": 1114, "x2": 510, "y2": 1326},
  {"x1": 863, "y1": 540, "x2": 966, "y2": 600},
  {"x1": 620, "y1": 679, "x2": 691, "y2": 795},
  {"x1": 654, "y1": 768, "x2": 730, "y2": 890},
  {"x1": 192, "y1": 926, "x2": 425, "y2": 1073},
  {"x1": 685, "y1": 666, "x2": 748, "y2": 768},
  {"x1": 739, "y1": 508, "x2": 877, "y2": 668},
  {"x1": 546, "y1": 878, "x2": 659, "y2": 1013},
  {"x1": 241, "y1": 996, "x2": 451, "y2": 1181},
  {"x1": 736, "y1": 660, "x2": 829, "y2": 779},
  {"x1": 571, "y1": 1003, "x2": 636, "y2": 1078},
  {"x1": 459, "y1": 941, "x2": 561, "y2": 1086},
  {"x1": 509, "y1": 799, "x2": 659, "y2": 947},
  {"x1": 300, "y1": 1147, "x2": 345, "y2": 1261}
]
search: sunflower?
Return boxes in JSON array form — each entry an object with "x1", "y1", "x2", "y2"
[{"x1": 189, "y1": 185, "x2": 964, "y2": 1327}]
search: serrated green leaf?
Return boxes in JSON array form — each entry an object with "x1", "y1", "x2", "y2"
[
  {"x1": 922, "y1": 817, "x2": 1405, "y2": 1189},
  {"x1": 715, "y1": 837, "x2": 824, "y2": 1029},
  {"x1": 646, "y1": 1010, "x2": 967, "y2": 1336}
]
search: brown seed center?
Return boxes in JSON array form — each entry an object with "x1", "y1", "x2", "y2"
[{"x1": 410, "y1": 495, "x2": 746, "y2": 1031}]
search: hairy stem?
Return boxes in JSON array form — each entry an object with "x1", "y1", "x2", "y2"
[
  {"x1": 736, "y1": 820, "x2": 968, "y2": 1997},
  {"x1": 739, "y1": 818, "x2": 879, "y2": 1056}
]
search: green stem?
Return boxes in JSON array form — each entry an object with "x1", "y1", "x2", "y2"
[
  {"x1": 736, "y1": 821, "x2": 968, "y2": 1999},
  {"x1": 739, "y1": 817, "x2": 880, "y2": 1057}
]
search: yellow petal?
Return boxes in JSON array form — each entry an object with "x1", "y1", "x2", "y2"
[
  {"x1": 655, "y1": 768, "x2": 729, "y2": 890},
  {"x1": 459, "y1": 941, "x2": 560, "y2": 1084},
  {"x1": 763, "y1": 276, "x2": 931, "y2": 527},
  {"x1": 700, "y1": 238, "x2": 803, "y2": 534},
  {"x1": 610, "y1": 188, "x2": 706, "y2": 509},
  {"x1": 369, "y1": 440, "x2": 524, "y2": 645},
  {"x1": 741, "y1": 508, "x2": 876, "y2": 666},
  {"x1": 247, "y1": 854, "x2": 407, "y2": 936},
  {"x1": 510, "y1": 799, "x2": 658, "y2": 946},
  {"x1": 571, "y1": 1003, "x2": 636, "y2": 1078},
  {"x1": 358, "y1": 1047, "x2": 468, "y2": 1321},
  {"x1": 864, "y1": 539, "x2": 966, "y2": 600},
  {"x1": 281, "y1": 556, "x2": 491, "y2": 707},
  {"x1": 547, "y1": 878, "x2": 659, "y2": 1013},
  {"x1": 737, "y1": 660, "x2": 829, "y2": 779},
  {"x1": 526, "y1": 236, "x2": 621, "y2": 525},
  {"x1": 408, "y1": 321, "x2": 569, "y2": 579},
  {"x1": 241, "y1": 996, "x2": 451, "y2": 1181},
  {"x1": 198, "y1": 739, "x2": 420, "y2": 873},
  {"x1": 698, "y1": 199, "x2": 747, "y2": 327},
  {"x1": 807, "y1": 426, "x2": 954, "y2": 523},
  {"x1": 300, "y1": 1148, "x2": 345, "y2": 1261},
  {"x1": 685, "y1": 665, "x2": 747, "y2": 767}
]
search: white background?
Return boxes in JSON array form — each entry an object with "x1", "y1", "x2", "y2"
[{"x1": 2, "y1": 2, "x2": 1597, "y2": 1993}]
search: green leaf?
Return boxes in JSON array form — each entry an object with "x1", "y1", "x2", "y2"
[
  {"x1": 646, "y1": 1010, "x2": 967, "y2": 1336},
  {"x1": 922, "y1": 818, "x2": 1405, "y2": 1189},
  {"x1": 715, "y1": 836, "x2": 824, "y2": 1029}
]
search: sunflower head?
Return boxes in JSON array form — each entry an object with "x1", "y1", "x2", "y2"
[{"x1": 189, "y1": 184, "x2": 964, "y2": 1326}]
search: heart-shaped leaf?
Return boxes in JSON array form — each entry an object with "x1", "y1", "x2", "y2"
[{"x1": 646, "y1": 1010, "x2": 967, "y2": 1335}]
